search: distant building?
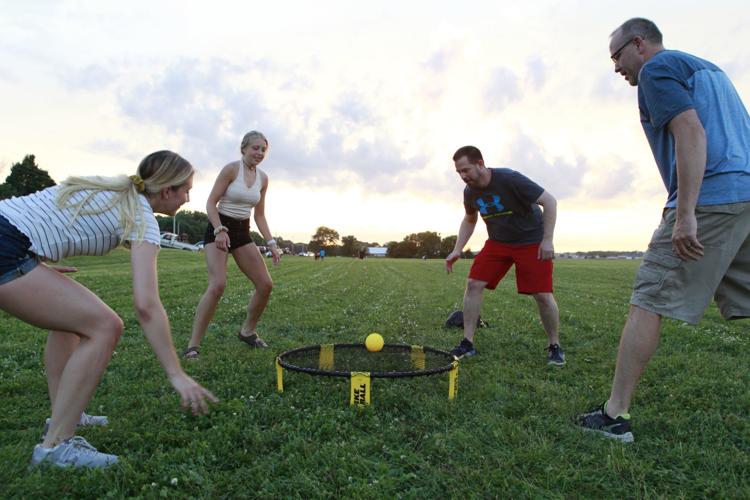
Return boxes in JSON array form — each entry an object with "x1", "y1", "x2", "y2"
[{"x1": 367, "y1": 247, "x2": 388, "y2": 257}]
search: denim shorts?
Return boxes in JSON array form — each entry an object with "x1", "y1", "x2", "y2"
[{"x1": 0, "y1": 215, "x2": 39, "y2": 285}]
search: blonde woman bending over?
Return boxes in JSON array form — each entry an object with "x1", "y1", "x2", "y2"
[
  {"x1": 0, "y1": 150, "x2": 218, "y2": 468},
  {"x1": 185, "y1": 131, "x2": 281, "y2": 359}
]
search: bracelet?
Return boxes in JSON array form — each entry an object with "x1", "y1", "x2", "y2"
[
  {"x1": 213, "y1": 225, "x2": 229, "y2": 236},
  {"x1": 266, "y1": 239, "x2": 277, "y2": 247}
]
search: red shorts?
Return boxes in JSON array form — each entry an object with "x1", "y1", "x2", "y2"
[{"x1": 469, "y1": 240, "x2": 553, "y2": 293}]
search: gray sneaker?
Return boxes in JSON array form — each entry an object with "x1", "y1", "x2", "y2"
[
  {"x1": 43, "y1": 412, "x2": 109, "y2": 439},
  {"x1": 31, "y1": 436, "x2": 119, "y2": 468}
]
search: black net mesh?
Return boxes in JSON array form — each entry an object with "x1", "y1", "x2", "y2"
[{"x1": 277, "y1": 343, "x2": 455, "y2": 378}]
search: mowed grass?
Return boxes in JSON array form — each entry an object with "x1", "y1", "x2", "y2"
[{"x1": 0, "y1": 250, "x2": 748, "y2": 498}]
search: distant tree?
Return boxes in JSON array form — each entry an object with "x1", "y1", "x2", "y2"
[
  {"x1": 387, "y1": 239, "x2": 418, "y2": 258},
  {"x1": 250, "y1": 231, "x2": 264, "y2": 246},
  {"x1": 156, "y1": 210, "x2": 209, "y2": 243},
  {"x1": 440, "y1": 235, "x2": 458, "y2": 257},
  {"x1": 310, "y1": 226, "x2": 340, "y2": 251},
  {"x1": 405, "y1": 231, "x2": 442, "y2": 258},
  {"x1": 340, "y1": 235, "x2": 359, "y2": 257},
  {"x1": 0, "y1": 154, "x2": 56, "y2": 199}
]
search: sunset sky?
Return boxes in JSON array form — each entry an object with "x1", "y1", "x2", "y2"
[{"x1": 2, "y1": 0, "x2": 749, "y2": 251}]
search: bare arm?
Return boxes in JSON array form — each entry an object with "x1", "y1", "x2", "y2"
[
  {"x1": 253, "y1": 172, "x2": 280, "y2": 265},
  {"x1": 668, "y1": 109, "x2": 706, "y2": 261},
  {"x1": 130, "y1": 242, "x2": 218, "y2": 414},
  {"x1": 205, "y1": 163, "x2": 239, "y2": 252},
  {"x1": 535, "y1": 190, "x2": 557, "y2": 260},
  {"x1": 445, "y1": 211, "x2": 478, "y2": 273}
]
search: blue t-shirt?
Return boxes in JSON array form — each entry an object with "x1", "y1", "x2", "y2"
[
  {"x1": 463, "y1": 168, "x2": 545, "y2": 245},
  {"x1": 638, "y1": 50, "x2": 750, "y2": 208}
]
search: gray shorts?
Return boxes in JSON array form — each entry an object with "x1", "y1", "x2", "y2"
[{"x1": 631, "y1": 201, "x2": 750, "y2": 324}]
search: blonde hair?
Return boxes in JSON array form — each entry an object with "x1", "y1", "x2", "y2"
[
  {"x1": 240, "y1": 131, "x2": 269, "y2": 154},
  {"x1": 56, "y1": 150, "x2": 194, "y2": 243}
]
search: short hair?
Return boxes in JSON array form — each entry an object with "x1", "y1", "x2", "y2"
[
  {"x1": 240, "y1": 131, "x2": 269, "y2": 154},
  {"x1": 452, "y1": 145, "x2": 483, "y2": 163},
  {"x1": 612, "y1": 18, "x2": 663, "y2": 44}
]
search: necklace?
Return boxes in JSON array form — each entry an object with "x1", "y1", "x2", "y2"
[{"x1": 242, "y1": 158, "x2": 256, "y2": 171}]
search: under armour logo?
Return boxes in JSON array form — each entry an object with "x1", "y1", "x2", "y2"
[{"x1": 476, "y1": 195, "x2": 504, "y2": 215}]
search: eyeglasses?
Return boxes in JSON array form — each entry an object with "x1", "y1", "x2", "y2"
[{"x1": 610, "y1": 38, "x2": 634, "y2": 64}]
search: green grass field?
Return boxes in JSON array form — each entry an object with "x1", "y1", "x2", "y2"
[{"x1": 1, "y1": 251, "x2": 748, "y2": 498}]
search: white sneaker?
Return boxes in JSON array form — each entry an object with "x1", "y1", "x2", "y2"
[
  {"x1": 42, "y1": 412, "x2": 109, "y2": 439},
  {"x1": 77, "y1": 412, "x2": 109, "y2": 427},
  {"x1": 31, "y1": 436, "x2": 119, "y2": 468}
]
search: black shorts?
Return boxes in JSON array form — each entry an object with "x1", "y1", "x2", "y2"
[{"x1": 204, "y1": 213, "x2": 253, "y2": 251}]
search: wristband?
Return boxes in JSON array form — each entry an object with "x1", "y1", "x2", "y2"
[
  {"x1": 266, "y1": 239, "x2": 277, "y2": 247},
  {"x1": 213, "y1": 225, "x2": 229, "y2": 236}
]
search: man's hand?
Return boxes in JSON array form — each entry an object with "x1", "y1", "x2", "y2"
[
  {"x1": 538, "y1": 238, "x2": 555, "y2": 260},
  {"x1": 445, "y1": 251, "x2": 460, "y2": 273},
  {"x1": 672, "y1": 212, "x2": 704, "y2": 261}
]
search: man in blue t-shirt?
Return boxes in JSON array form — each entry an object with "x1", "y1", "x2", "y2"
[
  {"x1": 445, "y1": 145, "x2": 564, "y2": 366},
  {"x1": 577, "y1": 18, "x2": 750, "y2": 443}
]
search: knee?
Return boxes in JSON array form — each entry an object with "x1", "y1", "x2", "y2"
[
  {"x1": 533, "y1": 293, "x2": 556, "y2": 307},
  {"x1": 98, "y1": 312, "x2": 124, "y2": 348},
  {"x1": 207, "y1": 280, "x2": 227, "y2": 300},
  {"x1": 256, "y1": 278, "x2": 273, "y2": 297},
  {"x1": 466, "y1": 279, "x2": 485, "y2": 294}
]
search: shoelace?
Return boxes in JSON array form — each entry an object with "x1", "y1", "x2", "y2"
[{"x1": 67, "y1": 436, "x2": 97, "y2": 452}]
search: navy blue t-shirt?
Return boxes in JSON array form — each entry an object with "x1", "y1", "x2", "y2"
[{"x1": 463, "y1": 168, "x2": 545, "y2": 244}]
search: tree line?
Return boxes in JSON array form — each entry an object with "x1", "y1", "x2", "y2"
[{"x1": 0, "y1": 155, "x2": 471, "y2": 258}]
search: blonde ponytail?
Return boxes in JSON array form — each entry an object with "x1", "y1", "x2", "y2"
[{"x1": 56, "y1": 151, "x2": 194, "y2": 244}]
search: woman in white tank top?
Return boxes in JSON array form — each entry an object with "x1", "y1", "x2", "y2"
[{"x1": 185, "y1": 131, "x2": 281, "y2": 358}]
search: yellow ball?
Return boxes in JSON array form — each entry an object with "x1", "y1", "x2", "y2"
[{"x1": 365, "y1": 333, "x2": 384, "y2": 352}]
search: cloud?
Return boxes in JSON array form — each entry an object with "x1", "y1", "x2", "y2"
[
  {"x1": 503, "y1": 131, "x2": 585, "y2": 199},
  {"x1": 58, "y1": 64, "x2": 115, "y2": 90},
  {"x1": 106, "y1": 57, "x2": 428, "y2": 194},
  {"x1": 484, "y1": 67, "x2": 521, "y2": 112},
  {"x1": 581, "y1": 156, "x2": 636, "y2": 200},
  {"x1": 525, "y1": 56, "x2": 547, "y2": 91}
]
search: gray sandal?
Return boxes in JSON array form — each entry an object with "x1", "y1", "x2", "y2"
[
  {"x1": 238, "y1": 332, "x2": 268, "y2": 348},
  {"x1": 183, "y1": 346, "x2": 200, "y2": 359}
]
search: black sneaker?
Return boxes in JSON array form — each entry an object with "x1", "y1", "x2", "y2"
[
  {"x1": 450, "y1": 338, "x2": 476, "y2": 359},
  {"x1": 547, "y1": 344, "x2": 565, "y2": 366},
  {"x1": 575, "y1": 402, "x2": 634, "y2": 443}
]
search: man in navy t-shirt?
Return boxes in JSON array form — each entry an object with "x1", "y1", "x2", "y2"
[
  {"x1": 445, "y1": 145, "x2": 564, "y2": 366},
  {"x1": 577, "y1": 18, "x2": 750, "y2": 443}
]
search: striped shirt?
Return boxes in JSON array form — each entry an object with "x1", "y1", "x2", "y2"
[{"x1": 0, "y1": 185, "x2": 161, "y2": 261}]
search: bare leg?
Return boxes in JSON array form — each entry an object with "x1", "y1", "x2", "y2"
[
  {"x1": 188, "y1": 244, "x2": 229, "y2": 350},
  {"x1": 607, "y1": 305, "x2": 662, "y2": 416},
  {"x1": 45, "y1": 331, "x2": 80, "y2": 409},
  {"x1": 232, "y1": 244, "x2": 273, "y2": 335},
  {"x1": 462, "y1": 279, "x2": 487, "y2": 343},
  {"x1": 532, "y1": 292, "x2": 560, "y2": 345},
  {"x1": 0, "y1": 265, "x2": 123, "y2": 448}
]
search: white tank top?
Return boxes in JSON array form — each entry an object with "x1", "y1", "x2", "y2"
[{"x1": 217, "y1": 161, "x2": 263, "y2": 220}]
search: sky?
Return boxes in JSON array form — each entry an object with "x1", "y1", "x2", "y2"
[{"x1": 2, "y1": 0, "x2": 749, "y2": 252}]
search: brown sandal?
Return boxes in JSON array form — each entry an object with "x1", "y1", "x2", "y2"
[
  {"x1": 237, "y1": 332, "x2": 268, "y2": 348},
  {"x1": 183, "y1": 346, "x2": 200, "y2": 359}
]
